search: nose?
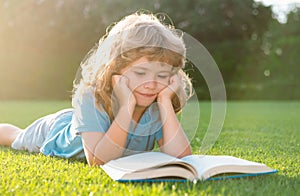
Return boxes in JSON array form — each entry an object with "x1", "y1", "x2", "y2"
[{"x1": 144, "y1": 80, "x2": 157, "y2": 90}]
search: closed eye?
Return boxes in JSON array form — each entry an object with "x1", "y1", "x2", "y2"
[
  {"x1": 134, "y1": 71, "x2": 146, "y2": 76},
  {"x1": 157, "y1": 75, "x2": 169, "y2": 79}
]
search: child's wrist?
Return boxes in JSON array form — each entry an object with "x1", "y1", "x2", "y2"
[
  {"x1": 157, "y1": 96, "x2": 172, "y2": 109},
  {"x1": 118, "y1": 104, "x2": 135, "y2": 116},
  {"x1": 157, "y1": 95, "x2": 172, "y2": 104},
  {"x1": 114, "y1": 105, "x2": 134, "y2": 130}
]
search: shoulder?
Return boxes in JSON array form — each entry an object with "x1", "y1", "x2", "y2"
[{"x1": 72, "y1": 87, "x2": 95, "y2": 106}]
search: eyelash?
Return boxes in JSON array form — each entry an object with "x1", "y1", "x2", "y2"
[
  {"x1": 158, "y1": 75, "x2": 168, "y2": 79},
  {"x1": 134, "y1": 71, "x2": 169, "y2": 79},
  {"x1": 134, "y1": 72, "x2": 145, "y2": 76}
]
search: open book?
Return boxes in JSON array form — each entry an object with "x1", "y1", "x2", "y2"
[{"x1": 101, "y1": 152, "x2": 277, "y2": 182}]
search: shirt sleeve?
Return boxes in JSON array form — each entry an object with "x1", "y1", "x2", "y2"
[{"x1": 72, "y1": 89, "x2": 111, "y2": 134}]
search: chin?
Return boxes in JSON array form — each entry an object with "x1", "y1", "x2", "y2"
[
  {"x1": 136, "y1": 102, "x2": 152, "y2": 108},
  {"x1": 136, "y1": 100, "x2": 156, "y2": 108},
  {"x1": 134, "y1": 95, "x2": 157, "y2": 108}
]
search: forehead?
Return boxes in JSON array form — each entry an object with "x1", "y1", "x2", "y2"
[{"x1": 128, "y1": 57, "x2": 174, "y2": 72}]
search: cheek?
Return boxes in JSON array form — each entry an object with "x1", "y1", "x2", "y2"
[
  {"x1": 122, "y1": 72, "x2": 138, "y2": 90},
  {"x1": 127, "y1": 77, "x2": 144, "y2": 91},
  {"x1": 158, "y1": 77, "x2": 170, "y2": 86},
  {"x1": 157, "y1": 81, "x2": 169, "y2": 91}
]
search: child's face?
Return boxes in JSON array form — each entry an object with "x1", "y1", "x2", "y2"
[{"x1": 121, "y1": 57, "x2": 174, "y2": 107}]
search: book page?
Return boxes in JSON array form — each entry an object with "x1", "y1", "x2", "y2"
[
  {"x1": 101, "y1": 152, "x2": 198, "y2": 181},
  {"x1": 103, "y1": 152, "x2": 184, "y2": 172},
  {"x1": 181, "y1": 155, "x2": 273, "y2": 180},
  {"x1": 123, "y1": 165, "x2": 196, "y2": 180}
]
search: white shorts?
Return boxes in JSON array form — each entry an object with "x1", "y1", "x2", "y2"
[{"x1": 11, "y1": 109, "x2": 71, "y2": 153}]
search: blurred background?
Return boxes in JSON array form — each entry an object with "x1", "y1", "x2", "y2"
[{"x1": 0, "y1": 0, "x2": 299, "y2": 100}]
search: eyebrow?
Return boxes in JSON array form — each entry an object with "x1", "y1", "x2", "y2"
[
  {"x1": 132, "y1": 67, "x2": 173, "y2": 74},
  {"x1": 132, "y1": 67, "x2": 149, "y2": 71},
  {"x1": 132, "y1": 64, "x2": 173, "y2": 71}
]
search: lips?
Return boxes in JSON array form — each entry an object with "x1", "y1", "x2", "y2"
[{"x1": 136, "y1": 92, "x2": 156, "y2": 98}]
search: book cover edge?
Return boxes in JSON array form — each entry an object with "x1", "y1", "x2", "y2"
[{"x1": 115, "y1": 170, "x2": 278, "y2": 183}]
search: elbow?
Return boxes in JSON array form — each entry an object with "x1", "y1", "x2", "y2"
[
  {"x1": 87, "y1": 156, "x2": 106, "y2": 166},
  {"x1": 161, "y1": 145, "x2": 192, "y2": 158},
  {"x1": 177, "y1": 151, "x2": 192, "y2": 158},
  {"x1": 177, "y1": 146, "x2": 192, "y2": 158},
  {"x1": 85, "y1": 151, "x2": 124, "y2": 166}
]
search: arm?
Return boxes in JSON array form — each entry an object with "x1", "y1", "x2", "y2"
[
  {"x1": 81, "y1": 76, "x2": 135, "y2": 166},
  {"x1": 157, "y1": 75, "x2": 192, "y2": 158},
  {"x1": 81, "y1": 105, "x2": 134, "y2": 166}
]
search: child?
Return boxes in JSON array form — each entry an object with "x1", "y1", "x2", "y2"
[{"x1": 0, "y1": 12, "x2": 193, "y2": 166}]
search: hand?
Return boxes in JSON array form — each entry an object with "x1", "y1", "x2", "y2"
[
  {"x1": 157, "y1": 74, "x2": 183, "y2": 102},
  {"x1": 112, "y1": 75, "x2": 136, "y2": 108}
]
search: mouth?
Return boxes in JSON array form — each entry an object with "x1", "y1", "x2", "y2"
[{"x1": 136, "y1": 92, "x2": 157, "y2": 98}]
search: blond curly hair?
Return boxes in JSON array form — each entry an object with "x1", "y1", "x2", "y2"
[{"x1": 73, "y1": 12, "x2": 193, "y2": 121}]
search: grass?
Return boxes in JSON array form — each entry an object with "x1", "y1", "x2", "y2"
[{"x1": 0, "y1": 100, "x2": 299, "y2": 196}]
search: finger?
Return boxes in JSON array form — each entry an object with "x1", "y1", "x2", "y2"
[
  {"x1": 169, "y1": 74, "x2": 179, "y2": 85},
  {"x1": 119, "y1": 75, "x2": 129, "y2": 85},
  {"x1": 169, "y1": 74, "x2": 178, "y2": 84},
  {"x1": 112, "y1": 75, "x2": 121, "y2": 87},
  {"x1": 173, "y1": 74, "x2": 180, "y2": 81},
  {"x1": 169, "y1": 76, "x2": 181, "y2": 92}
]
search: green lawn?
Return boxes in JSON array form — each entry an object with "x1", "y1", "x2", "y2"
[{"x1": 0, "y1": 100, "x2": 299, "y2": 196}]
